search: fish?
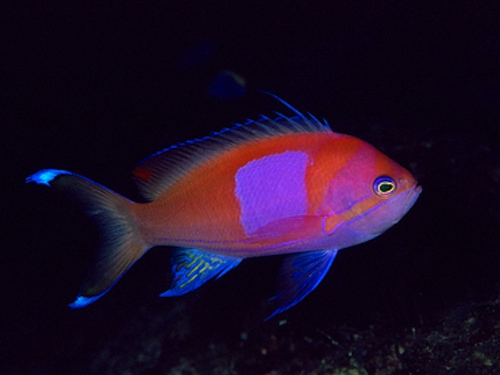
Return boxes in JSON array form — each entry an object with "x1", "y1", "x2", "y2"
[{"x1": 26, "y1": 94, "x2": 422, "y2": 319}]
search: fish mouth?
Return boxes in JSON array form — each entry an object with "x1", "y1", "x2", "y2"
[
  {"x1": 410, "y1": 184, "x2": 423, "y2": 204},
  {"x1": 352, "y1": 182, "x2": 423, "y2": 237}
]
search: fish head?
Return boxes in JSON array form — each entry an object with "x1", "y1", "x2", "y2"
[{"x1": 320, "y1": 136, "x2": 422, "y2": 246}]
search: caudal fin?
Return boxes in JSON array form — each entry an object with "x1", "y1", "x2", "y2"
[{"x1": 26, "y1": 169, "x2": 149, "y2": 308}]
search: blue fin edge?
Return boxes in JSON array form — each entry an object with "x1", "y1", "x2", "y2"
[
  {"x1": 160, "y1": 248, "x2": 242, "y2": 297},
  {"x1": 266, "y1": 250, "x2": 338, "y2": 320},
  {"x1": 26, "y1": 169, "x2": 72, "y2": 186}
]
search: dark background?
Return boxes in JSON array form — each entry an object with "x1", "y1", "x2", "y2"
[{"x1": 2, "y1": 1, "x2": 498, "y2": 374}]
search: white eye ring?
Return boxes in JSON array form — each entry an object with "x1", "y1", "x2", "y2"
[{"x1": 373, "y1": 176, "x2": 396, "y2": 196}]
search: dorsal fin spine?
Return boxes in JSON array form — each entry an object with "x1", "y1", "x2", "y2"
[
  {"x1": 260, "y1": 90, "x2": 310, "y2": 121},
  {"x1": 132, "y1": 96, "x2": 332, "y2": 201}
]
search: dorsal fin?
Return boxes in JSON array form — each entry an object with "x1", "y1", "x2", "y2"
[{"x1": 132, "y1": 97, "x2": 332, "y2": 201}]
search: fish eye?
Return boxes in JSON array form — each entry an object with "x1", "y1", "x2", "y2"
[{"x1": 373, "y1": 176, "x2": 396, "y2": 196}]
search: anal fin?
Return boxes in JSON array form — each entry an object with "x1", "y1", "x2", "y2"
[
  {"x1": 267, "y1": 249, "x2": 338, "y2": 320},
  {"x1": 160, "y1": 249, "x2": 242, "y2": 297}
]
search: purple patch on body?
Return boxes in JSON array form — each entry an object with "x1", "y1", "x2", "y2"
[{"x1": 235, "y1": 151, "x2": 309, "y2": 235}]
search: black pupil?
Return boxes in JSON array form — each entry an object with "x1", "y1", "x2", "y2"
[{"x1": 380, "y1": 182, "x2": 393, "y2": 193}]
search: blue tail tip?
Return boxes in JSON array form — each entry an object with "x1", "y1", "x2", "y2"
[
  {"x1": 68, "y1": 295, "x2": 101, "y2": 309},
  {"x1": 26, "y1": 169, "x2": 71, "y2": 186}
]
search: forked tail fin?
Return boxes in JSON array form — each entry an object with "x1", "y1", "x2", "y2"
[{"x1": 26, "y1": 169, "x2": 149, "y2": 308}]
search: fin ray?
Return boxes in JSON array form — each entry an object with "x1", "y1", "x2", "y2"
[
  {"x1": 160, "y1": 248, "x2": 241, "y2": 297},
  {"x1": 267, "y1": 250, "x2": 338, "y2": 320}
]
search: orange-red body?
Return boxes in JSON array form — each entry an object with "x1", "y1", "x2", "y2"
[
  {"x1": 134, "y1": 131, "x2": 417, "y2": 257},
  {"x1": 27, "y1": 99, "x2": 421, "y2": 318}
]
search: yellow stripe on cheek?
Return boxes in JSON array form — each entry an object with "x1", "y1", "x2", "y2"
[{"x1": 322, "y1": 214, "x2": 343, "y2": 234}]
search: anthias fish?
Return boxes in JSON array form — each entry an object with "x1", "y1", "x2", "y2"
[{"x1": 27, "y1": 96, "x2": 421, "y2": 319}]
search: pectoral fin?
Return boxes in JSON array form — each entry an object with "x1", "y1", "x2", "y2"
[
  {"x1": 160, "y1": 248, "x2": 242, "y2": 297},
  {"x1": 267, "y1": 249, "x2": 338, "y2": 320}
]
